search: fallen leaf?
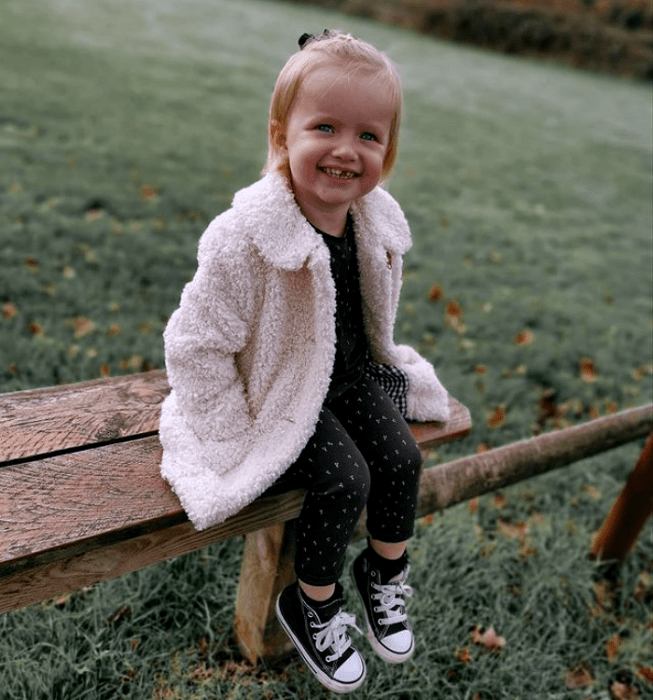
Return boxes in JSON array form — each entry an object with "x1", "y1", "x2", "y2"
[
  {"x1": 428, "y1": 284, "x2": 444, "y2": 302},
  {"x1": 28, "y1": 321, "x2": 45, "y2": 337},
  {"x1": 445, "y1": 300, "x2": 466, "y2": 332},
  {"x1": 67, "y1": 317, "x2": 96, "y2": 339},
  {"x1": 468, "y1": 497, "x2": 479, "y2": 514},
  {"x1": 140, "y1": 184, "x2": 159, "y2": 201},
  {"x1": 470, "y1": 626, "x2": 505, "y2": 652},
  {"x1": 25, "y1": 257, "x2": 39, "y2": 272},
  {"x1": 454, "y1": 647, "x2": 472, "y2": 664},
  {"x1": 515, "y1": 330, "x2": 534, "y2": 345},
  {"x1": 2, "y1": 302, "x2": 17, "y2": 319},
  {"x1": 580, "y1": 358, "x2": 598, "y2": 383},
  {"x1": 636, "y1": 667, "x2": 653, "y2": 684},
  {"x1": 487, "y1": 405, "x2": 506, "y2": 428},
  {"x1": 610, "y1": 681, "x2": 639, "y2": 700},
  {"x1": 605, "y1": 632, "x2": 621, "y2": 661},
  {"x1": 498, "y1": 519, "x2": 529, "y2": 542},
  {"x1": 565, "y1": 664, "x2": 595, "y2": 689}
]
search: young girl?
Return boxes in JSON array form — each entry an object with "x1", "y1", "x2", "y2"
[{"x1": 159, "y1": 30, "x2": 450, "y2": 693}]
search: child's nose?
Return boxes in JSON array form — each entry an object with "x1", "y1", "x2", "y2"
[{"x1": 331, "y1": 135, "x2": 357, "y2": 160}]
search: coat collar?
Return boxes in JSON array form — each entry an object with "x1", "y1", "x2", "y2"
[{"x1": 231, "y1": 174, "x2": 411, "y2": 270}]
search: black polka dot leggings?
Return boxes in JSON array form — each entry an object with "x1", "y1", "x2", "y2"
[{"x1": 272, "y1": 374, "x2": 423, "y2": 587}]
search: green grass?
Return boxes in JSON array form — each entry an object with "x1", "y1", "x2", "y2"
[{"x1": 1, "y1": 0, "x2": 652, "y2": 698}]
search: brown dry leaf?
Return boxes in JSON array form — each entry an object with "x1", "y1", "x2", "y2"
[
  {"x1": 605, "y1": 632, "x2": 622, "y2": 661},
  {"x1": 454, "y1": 646, "x2": 472, "y2": 665},
  {"x1": 2, "y1": 302, "x2": 18, "y2": 319},
  {"x1": 636, "y1": 667, "x2": 653, "y2": 684},
  {"x1": 519, "y1": 543, "x2": 538, "y2": 558},
  {"x1": 498, "y1": 519, "x2": 529, "y2": 543},
  {"x1": 476, "y1": 442, "x2": 493, "y2": 453},
  {"x1": 565, "y1": 664, "x2": 595, "y2": 689},
  {"x1": 445, "y1": 299, "x2": 465, "y2": 332},
  {"x1": 610, "y1": 681, "x2": 640, "y2": 700},
  {"x1": 580, "y1": 357, "x2": 598, "y2": 383},
  {"x1": 487, "y1": 405, "x2": 506, "y2": 428},
  {"x1": 470, "y1": 626, "x2": 505, "y2": 652},
  {"x1": 428, "y1": 283, "x2": 444, "y2": 303},
  {"x1": 67, "y1": 317, "x2": 96, "y2": 339},
  {"x1": 28, "y1": 321, "x2": 45, "y2": 337},
  {"x1": 468, "y1": 497, "x2": 479, "y2": 514},
  {"x1": 514, "y1": 330, "x2": 534, "y2": 345},
  {"x1": 140, "y1": 184, "x2": 159, "y2": 201},
  {"x1": 493, "y1": 493, "x2": 507, "y2": 509}
]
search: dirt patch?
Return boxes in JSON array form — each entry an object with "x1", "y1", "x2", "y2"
[{"x1": 293, "y1": 0, "x2": 653, "y2": 79}]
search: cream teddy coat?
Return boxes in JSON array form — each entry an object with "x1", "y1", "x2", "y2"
[{"x1": 159, "y1": 173, "x2": 450, "y2": 530}]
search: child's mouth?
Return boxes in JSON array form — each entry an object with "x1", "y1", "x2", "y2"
[{"x1": 321, "y1": 167, "x2": 357, "y2": 180}]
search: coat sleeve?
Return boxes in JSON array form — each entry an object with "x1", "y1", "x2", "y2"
[{"x1": 162, "y1": 224, "x2": 256, "y2": 458}]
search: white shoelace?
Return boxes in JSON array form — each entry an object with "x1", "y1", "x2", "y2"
[
  {"x1": 372, "y1": 569, "x2": 413, "y2": 626},
  {"x1": 311, "y1": 610, "x2": 362, "y2": 662}
]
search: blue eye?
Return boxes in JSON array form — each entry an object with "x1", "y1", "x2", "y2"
[
  {"x1": 317, "y1": 124, "x2": 334, "y2": 133},
  {"x1": 360, "y1": 132, "x2": 377, "y2": 142}
]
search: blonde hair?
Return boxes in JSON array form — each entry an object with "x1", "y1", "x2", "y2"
[{"x1": 263, "y1": 30, "x2": 403, "y2": 180}]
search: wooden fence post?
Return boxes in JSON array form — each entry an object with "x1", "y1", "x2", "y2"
[{"x1": 590, "y1": 432, "x2": 653, "y2": 564}]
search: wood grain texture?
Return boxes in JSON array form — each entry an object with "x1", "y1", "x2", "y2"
[
  {"x1": 0, "y1": 370, "x2": 170, "y2": 462},
  {"x1": 0, "y1": 490, "x2": 307, "y2": 614}
]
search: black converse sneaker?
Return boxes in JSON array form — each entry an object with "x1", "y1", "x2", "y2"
[
  {"x1": 352, "y1": 548, "x2": 414, "y2": 663},
  {"x1": 276, "y1": 582, "x2": 366, "y2": 694}
]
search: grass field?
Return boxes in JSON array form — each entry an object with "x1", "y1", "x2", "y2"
[{"x1": 1, "y1": 0, "x2": 652, "y2": 698}]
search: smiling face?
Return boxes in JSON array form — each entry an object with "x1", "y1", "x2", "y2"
[{"x1": 272, "y1": 63, "x2": 395, "y2": 236}]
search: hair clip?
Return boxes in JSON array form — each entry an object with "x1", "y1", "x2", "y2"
[
  {"x1": 298, "y1": 33, "x2": 314, "y2": 49},
  {"x1": 298, "y1": 29, "x2": 331, "y2": 49}
]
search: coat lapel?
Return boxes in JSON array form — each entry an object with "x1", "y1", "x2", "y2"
[{"x1": 231, "y1": 174, "x2": 324, "y2": 271}]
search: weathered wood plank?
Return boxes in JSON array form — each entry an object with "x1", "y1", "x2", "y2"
[
  {"x1": 0, "y1": 371, "x2": 169, "y2": 463},
  {"x1": 409, "y1": 396, "x2": 471, "y2": 452},
  {"x1": 0, "y1": 437, "x2": 174, "y2": 566},
  {"x1": 0, "y1": 490, "x2": 306, "y2": 614}
]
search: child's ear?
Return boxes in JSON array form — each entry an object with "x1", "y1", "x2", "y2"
[{"x1": 270, "y1": 120, "x2": 286, "y2": 151}]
